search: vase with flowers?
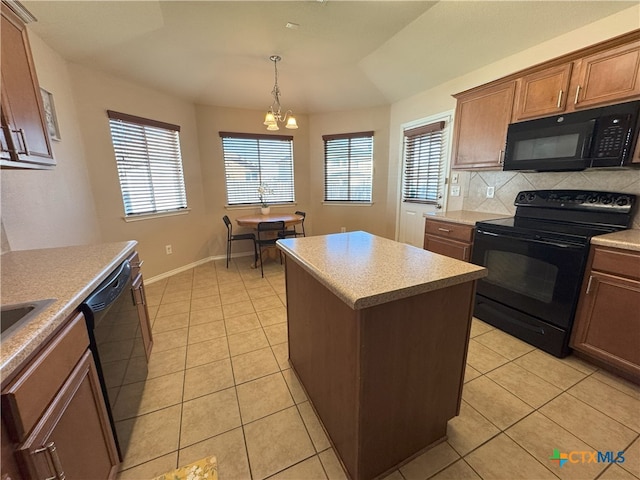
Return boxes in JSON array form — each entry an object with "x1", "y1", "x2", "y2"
[{"x1": 257, "y1": 184, "x2": 273, "y2": 215}]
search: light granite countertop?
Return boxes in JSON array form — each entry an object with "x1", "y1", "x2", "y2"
[
  {"x1": 1, "y1": 241, "x2": 137, "y2": 383},
  {"x1": 591, "y1": 229, "x2": 640, "y2": 252},
  {"x1": 424, "y1": 210, "x2": 511, "y2": 226},
  {"x1": 277, "y1": 231, "x2": 487, "y2": 310}
]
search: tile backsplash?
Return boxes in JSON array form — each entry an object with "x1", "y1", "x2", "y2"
[{"x1": 451, "y1": 168, "x2": 640, "y2": 229}]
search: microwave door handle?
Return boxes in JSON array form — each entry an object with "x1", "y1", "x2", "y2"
[{"x1": 581, "y1": 119, "x2": 596, "y2": 160}]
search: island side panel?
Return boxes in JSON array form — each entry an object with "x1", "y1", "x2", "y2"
[
  {"x1": 284, "y1": 258, "x2": 361, "y2": 477},
  {"x1": 358, "y1": 281, "x2": 476, "y2": 480}
]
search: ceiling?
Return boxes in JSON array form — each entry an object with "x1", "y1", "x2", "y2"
[{"x1": 21, "y1": 1, "x2": 637, "y2": 114}]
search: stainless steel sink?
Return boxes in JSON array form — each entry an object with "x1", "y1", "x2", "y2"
[{"x1": 1, "y1": 299, "x2": 55, "y2": 339}]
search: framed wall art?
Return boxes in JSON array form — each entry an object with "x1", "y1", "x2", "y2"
[{"x1": 40, "y1": 88, "x2": 61, "y2": 141}]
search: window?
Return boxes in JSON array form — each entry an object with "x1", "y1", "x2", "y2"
[
  {"x1": 220, "y1": 132, "x2": 295, "y2": 206},
  {"x1": 108, "y1": 110, "x2": 187, "y2": 217},
  {"x1": 402, "y1": 121, "x2": 446, "y2": 204},
  {"x1": 323, "y1": 131, "x2": 373, "y2": 202}
]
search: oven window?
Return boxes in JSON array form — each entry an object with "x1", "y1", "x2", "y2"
[
  {"x1": 484, "y1": 250, "x2": 558, "y2": 303},
  {"x1": 513, "y1": 133, "x2": 580, "y2": 160}
]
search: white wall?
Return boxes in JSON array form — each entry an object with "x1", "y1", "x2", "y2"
[{"x1": 1, "y1": 33, "x2": 101, "y2": 250}]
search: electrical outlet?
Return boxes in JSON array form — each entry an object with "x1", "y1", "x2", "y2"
[
  {"x1": 451, "y1": 172, "x2": 459, "y2": 185},
  {"x1": 486, "y1": 186, "x2": 495, "y2": 198},
  {"x1": 450, "y1": 185, "x2": 461, "y2": 197},
  {"x1": 340, "y1": 227, "x2": 346, "y2": 233},
  {"x1": 165, "y1": 244, "x2": 173, "y2": 255}
]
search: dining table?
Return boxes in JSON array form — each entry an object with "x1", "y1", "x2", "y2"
[
  {"x1": 235, "y1": 212, "x2": 303, "y2": 228},
  {"x1": 235, "y1": 212, "x2": 304, "y2": 268}
]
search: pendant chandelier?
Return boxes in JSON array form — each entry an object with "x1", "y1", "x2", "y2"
[{"x1": 263, "y1": 55, "x2": 298, "y2": 131}]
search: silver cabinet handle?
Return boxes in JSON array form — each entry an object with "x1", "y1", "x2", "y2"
[
  {"x1": 33, "y1": 442, "x2": 66, "y2": 480},
  {"x1": 130, "y1": 260, "x2": 144, "y2": 268},
  {"x1": 557, "y1": 90, "x2": 563, "y2": 108},
  {"x1": 574, "y1": 85, "x2": 581, "y2": 105},
  {"x1": 498, "y1": 150, "x2": 504, "y2": 165},
  {"x1": 586, "y1": 275, "x2": 594, "y2": 295},
  {"x1": 13, "y1": 128, "x2": 30, "y2": 155},
  {"x1": 438, "y1": 228, "x2": 451, "y2": 233}
]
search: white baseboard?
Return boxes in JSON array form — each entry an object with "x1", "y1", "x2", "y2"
[{"x1": 145, "y1": 252, "x2": 254, "y2": 284}]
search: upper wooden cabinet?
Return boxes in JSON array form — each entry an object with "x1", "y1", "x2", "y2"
[
  {"x1": 572, "y1": 40, "x2": 640, "y2": 109},
  {"x1": 513, "y1": 63, "x2": 573, "y2": 121},
  {"x1": 453, "y1": 30, "x2": 640, "y2": 170},
  {"x1": 451, "y1": 81, "x2": 515, "y2": 170},
  {"x1": 1, "y1": 1, "x2": 55, "y2": 169}
]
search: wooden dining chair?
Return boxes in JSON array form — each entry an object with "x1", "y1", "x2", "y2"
[
  {"x1": 223, "y1": 215, "x2": 257, "y2": 268},
  {"x1": 278, "y1": 211, "x2": 306, "y2": 239},
  {"x1": 256, "y1": 221, "x2": 285, "y2": 277}
]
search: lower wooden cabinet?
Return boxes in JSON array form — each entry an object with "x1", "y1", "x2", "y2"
[
  {"x1": 128, "y1": 250, "x2": 153, "y2": 361},
  {"x1": 16, "y1": 351, "x2": 118, "y2": 480},
  {"x1": 423, "y1": 218, "x2": 474, "y2": 262},
  {"x1": 571, "y1": 245, "x2": 640, "y2": 383},
  {"x1": 1, "y1": 311, "x2": 119, "y2": 479}
]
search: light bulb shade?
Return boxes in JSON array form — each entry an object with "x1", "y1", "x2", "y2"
[
  {"x1": 285, "y1": 116, "x2": 298, "y2": 129},
  {"x1": 266, "y1": 123, "x2": 280, "y2": 131},
  {"x1": 264, "y1": 112, "x2": 276, "y2": 126}
]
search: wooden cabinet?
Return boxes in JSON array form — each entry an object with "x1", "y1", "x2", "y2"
[
  {"x1": 1, "y1": 312, "x2": 119, "y2": 479},
  {"x1": 453, "y1": 30, "x2": 640, "y2": 170},
  {"x1": 451, "y1": 81, "x2": 515, "y2": 170},
  {"x1": 512, "y1": 63, "x2": 573, "y2": 121},
  {"x1": 423, "y1": 218, "x2": 475, "y2": 261},
  {"x1": 570, "y1": 245, "x2": 640, "y2": 383},
  {"x1": 573, "y1": 40, "x2": 640, "y2": 109},
  {"x1": 128, "y1": 251, "x2": 153, "y2": 361},
  {"x1": 1, "y1": 1, "x2": 55, "y2": 169}
]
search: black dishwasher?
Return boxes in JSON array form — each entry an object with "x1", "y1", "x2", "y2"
[{"x1": 80, "y1": 259, "x2": 148, "y2": 460}]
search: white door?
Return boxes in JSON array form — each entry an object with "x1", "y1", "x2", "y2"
[{"x1": 397, "y1": 112, "x2": 453, "y2": 248}]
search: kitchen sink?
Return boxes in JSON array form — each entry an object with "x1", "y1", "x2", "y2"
[{"x1": 1, "y1": 299, "x2": 55, "y2": 339}]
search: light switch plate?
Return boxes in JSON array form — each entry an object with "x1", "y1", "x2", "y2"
[
  {"x1": 450, "y1": 185, "x2": 461, "y2": 197},
  {"x1": 486, "y1": 186, "x2": 495, "y2": 198}
]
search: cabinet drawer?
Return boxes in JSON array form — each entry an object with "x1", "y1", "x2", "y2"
[
  {"x1": 424, "y1": 235, "x2": 471, "y2": 262},
  {"x1": 592, "y1": 247, "x2": 640, "y2": 280},
  {"x1": 1, "y1": 311, "x2": 89, "y2": 441},
  {"x1": 424, "y1": 220, "x2": 474, "y2": 243}
]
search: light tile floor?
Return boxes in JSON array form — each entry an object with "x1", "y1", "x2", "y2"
[{"x1": 115, "y1": 256, "x2": 640, "y2": 480}]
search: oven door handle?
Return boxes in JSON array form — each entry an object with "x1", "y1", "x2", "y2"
[{"x1": 475, "y1": 230, "x2": 585, "y2": 249}]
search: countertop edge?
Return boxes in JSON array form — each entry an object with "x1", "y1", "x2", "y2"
[
  {"x1": 1, "y1": 241, "x2": 138, "y2": 384},
  {"x1": 423, "y1": 210, "x2": 512, "y2": 226},
  {"x1": 278, "y1": 239, "x2": 487, "y2": 310},
  {"x1": 590, "y1": 230, "x2": 640, "y2": 252}
]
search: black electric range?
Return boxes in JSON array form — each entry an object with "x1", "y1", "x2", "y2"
[{"x1": 471, "y1": 189, "x2": 636, "y2": 357}]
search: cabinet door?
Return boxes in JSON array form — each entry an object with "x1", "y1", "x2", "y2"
[
  {"x1": 451, "y1": 81, "x2": 515, "y2": 170},
  {"x1": 0, "y1": 4, "x2": 54, "y2": 168},
  {"x1": 132, "y1": 273, "x2": 153, "y2": 361},
  {"x1": 17, "y1": 351, "x2": 119, "y2": 480},
  {"x1": 572, "y1": 271, "x2": 640, "y2": 382},
  {"x1": 573, "y1": 40, "x2": 640, "y2": 109},
  {"x1": 513, "y1": 63, "x2": 573, "y2": 121}
]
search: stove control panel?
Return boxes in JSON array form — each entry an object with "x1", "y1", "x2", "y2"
[{"x1": 515, "y1": 190, "x2": 636, "y2": 213}]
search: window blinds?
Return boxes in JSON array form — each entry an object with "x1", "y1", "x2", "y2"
[
  {"x1": 108, "y1": 110, "x2": 187, "y2": 216},
  {"x1": 323, "y1": 131, "x2": 374, "y2": 202},
  {"x1": 402, "y1": 121, "x2": 445, "y2": 204},
  {"x1": 219, "y1": 132, "x2": 295, "y2": 206}
]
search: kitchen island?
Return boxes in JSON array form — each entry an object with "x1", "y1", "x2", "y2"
[{"x1": 277, "y1": 231, "x2": 487, "y2": 480}]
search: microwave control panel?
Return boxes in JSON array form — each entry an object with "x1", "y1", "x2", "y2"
[{"x1": 592, "y1": 114, "x2": 633, "y2": 158}]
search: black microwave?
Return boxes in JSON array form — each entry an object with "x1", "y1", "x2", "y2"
[{"x1": 503, "y1": 100, "x2": 640, "y2": 172}]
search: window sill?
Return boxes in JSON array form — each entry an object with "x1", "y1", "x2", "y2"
[
  {"x1": 225, "y1": 203, "x2": 296, "y2": 210},
  {"x1": 122, "y1": 208, "x2": 191, "y2": 222},
  {"x1": 322, "y1": 202, "x2": 374, "y2": 207}
]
